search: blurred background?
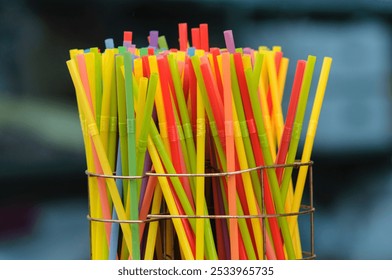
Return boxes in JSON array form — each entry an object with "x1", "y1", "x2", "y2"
[{"x1": 0, "y1": 0, "x2": 391, "y2": 260}]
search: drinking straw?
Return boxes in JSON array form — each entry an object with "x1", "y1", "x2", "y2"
[
  {"x1": 275, "y1": 60, "x2": 306, "y2": 182},
  {"x1": 199, "y1": 23, "x2": 209, "y2": 52},
  {"x1": 67, "y1": 58, "x2": 134, "y2": 256},
  {"x1": 134, "y1": 57, "x2": 144, "y2": 83},
  {"x1": 109, "y1": 147, "x2": 123, "y2": 260},
  {"x1": 266, "y1": 51, "x2": 284, "y2": 145},
  {"x1": 135, "y1": 74, "x2": 158, "y2": 205},
  {"x1": 90, "y1": 48, "x2": 102, "y2": 127},
  {"x1": 199, "y1": 56, "x2": 225, "y2": 149},
  {"x1": 266, "y1": 51, "x2": 282, "y2": 119},
  {"x1": 179, "y1": 23, "x2": 188, "y2": 51},
  {"x1": 280, "y1": 56, "x2": 316, "y2": 204},
  {"x1": 84, "y1": 53, "x2": 96, "y2": 117},
  {"x1": 187, "y1": 56, "x2": 197, "y2": 133},
  {"x1": 221, "y1": 52, "x2": 239, "y2": 259},
  {"x1": 143, "y1": 179, "x2": 162, "y2": 259},
  {"x1": 149, "y1": 31, "x2": 159, "y2": 49},
  {"x1": 108, "y1": 63, "x2": 118, "y2": 170},
  {"x1": 290, "y1": 57, "x2": 332, "y2": 229},
  {"x1": 158, "y1": 36, "x2": 169, "y2": 50},
  {"x1": 210, "y1": 48, "x2": 224, "y2": 100},
  {"x1": 278, "y1": 57, "x2": 289, "y2": 103},
  {"x1": 123, "y1": 31, "x2": 133, "y2": 45},
  {"x1": 195, "y1": 75, "x2": 206, "y2": 259},
  {"x1": 105, "y1": 38, "x2": 115, "y2": 49},
  {"x1": 223, "y1": 30, "x2": 236, "y2": 54},
  {"x1": 123, "y1": 52, "x2": 140, "y2": 259},
  {"x1": 191, "y1": 28, "x2": 200, "y2": 49},
  {"x1": 100, "y1": 49, "x2": 117, "y2": 154},
  {"x1": 139, "y1": 176, "x2": 158, "y2": 237},
  {"x1": 245, "y1": 67, "x2": 296, "y2": 259}
]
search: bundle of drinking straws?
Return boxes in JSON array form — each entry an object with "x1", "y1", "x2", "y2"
[{"x1": 66, "y1": 23, "x2": 332, "y2": 260}]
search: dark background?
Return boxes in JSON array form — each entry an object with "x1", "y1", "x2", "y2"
[{"x1": 0, "y1": 0, "x2": 391, "y2": 259}]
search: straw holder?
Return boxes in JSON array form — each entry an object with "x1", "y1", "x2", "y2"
[{"x1": 85, "y1": 160, "x2": 315, "y2": 260}]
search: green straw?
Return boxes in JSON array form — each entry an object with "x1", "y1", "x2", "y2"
[
  {"x1": 90, "y1": 47, "x2": 102, "y2": 128},
  {"x1": 123, "y1": 52, "x2": 140, "y2": 259},
  {"x1": 136, "y1": 73, "x2": 158, "y2": 182}
]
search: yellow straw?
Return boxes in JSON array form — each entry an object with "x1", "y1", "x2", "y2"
[
  {"x1": 195, "y1": 82, "x2": 206, "y2": 260},
  {"x1": 144, "y1": 184, "x2": 163, "y2": 260},
  {"x1": 67, "y1": 59, "x2": 134, "y2": 255},
  {"x1": 266, "y1": 51, "x2": 284, "y2": 145}
]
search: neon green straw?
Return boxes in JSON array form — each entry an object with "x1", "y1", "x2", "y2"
[
  {"x1": 90, "y1": 47, "x2": 102, "y2": 128},
  {"x1": 136, "y1": 73, "x2": 158, "y2": 182},
  {"x1": 108, "y1": 57, "x2": 118, "y2": 170},
  {"x1": 123, "y1": 52, "x2": 140, "y2": 259}
]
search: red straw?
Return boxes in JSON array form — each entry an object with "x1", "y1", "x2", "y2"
[
  {"x1": 199, "y1": 23, "x2": 209, "y2": 52},
  {"x1": 123, "y1": 31, "x2": 133, "y2": 43},
  {"x1": 191, "y1": 28, "x2": 201, "y2": 49},
  {"x1": 199, "y1": 56, "x2": 225, "y2": 149},
  {"x1": 178, "y1": 23, "x2": 188, "y2": 51},
  {"x1": 275, "y1": 60, "x2": 306, "y2": 182},
  {"x1": 210, "y1": 48, "x2": 224, "y2": 100}
]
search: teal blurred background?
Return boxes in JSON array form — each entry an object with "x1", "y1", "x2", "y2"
[{"x1": 0, "y1": 0, "x2": 391, "y2": 259}]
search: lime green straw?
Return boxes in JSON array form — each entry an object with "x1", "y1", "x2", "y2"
[
  {"x1": 280, "y1": 56, "x2": 316, "y2": 204},
  {"x1": 90, "y1": 47, "x2": 102, "y2": 128},
  {"x1": 123, "y1": 52, "x2": 140, "y2": 259},
  {"x1": 245, "y1": 67, "x2": 295, "y2": 260},
  {"x1": 136, "y1": 73, "x2": 158, "y2": 183},
  {"x1": 108, "y1": 57, "x2": 118, "y2": 170},
  {"x1": 158, "y1": 36, "x2": 169, "y2": 49},
  {"x1": 115, "y1": 55, "x2": 129, "y2": 179}
]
